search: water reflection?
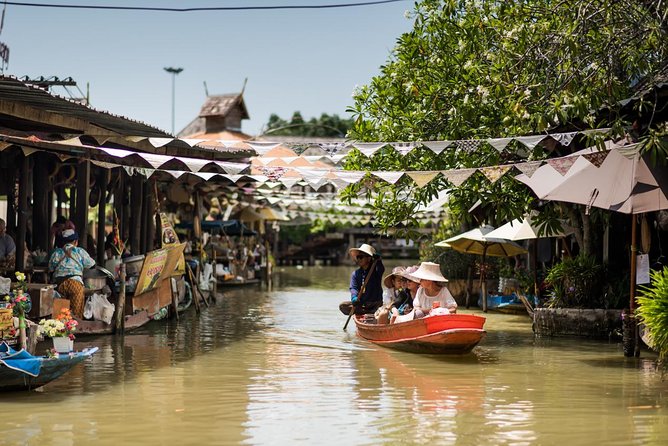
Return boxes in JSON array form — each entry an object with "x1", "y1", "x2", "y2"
[{"x1": 0, "y1": 265, "x2": 667, "y2": 445}]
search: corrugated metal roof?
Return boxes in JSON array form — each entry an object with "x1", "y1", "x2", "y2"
[{"x1": 0, "y1": 75, "x2": 171, "y2": 137}]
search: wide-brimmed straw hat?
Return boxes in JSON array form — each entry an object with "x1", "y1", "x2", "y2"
[
  {"x1": 348, "y1": 243, "x2": 376, "y2": 259},
  {"x1": 400, "y1": 265, "x2": 421, "y2": 284},
  {"x1": 411, "y1": 262, "x2": 448, "y2": 283},
  {"x1": 383, "y1": 266, "x2": 406, "y2": 288}
]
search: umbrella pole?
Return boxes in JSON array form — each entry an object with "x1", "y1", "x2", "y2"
[
  {"x1": 482, "y1": 248, "x2": 488, "y2": 313},
  {"x1": 629, "y1": 214, "x2": 640, "y2": 357}
]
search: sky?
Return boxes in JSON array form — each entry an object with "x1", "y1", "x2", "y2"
[{"x1": 1, "y1": 0, "x2": 414, "y2": 136}]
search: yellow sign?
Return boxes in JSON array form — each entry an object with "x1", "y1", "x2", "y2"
[
  {"x1": 0, "y1": 308, "x2": 13, "y2": 334},
  {"x1": 160, "y1": 213, "x2": 185, "y2": 275},
  {"x1": 163, "y1": 243, "x2": 187, "y2": 279},
  {"x1": 135, "y1": 248, "x2": 168, "y2": 295}
]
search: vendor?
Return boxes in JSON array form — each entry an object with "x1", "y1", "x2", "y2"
[
  {"x1": 0, "y1": 218, "x2": 16, "y2": 267},
  {"x1": 48, "y1": 229, "x2": 95, "y2": 318}
]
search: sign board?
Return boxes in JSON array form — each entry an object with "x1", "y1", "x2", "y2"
[
  {"x1": 0, "y1": 308, "x2": 13, "y2": 334},
  {"x1": 636, "y1": 254, "x2": 650, "y2": 285},
  {"x1": 163, "y1": 243, "x2": 187, "y2": 279},
  {"x1": 160, "y1": 213, "x2": 185, "y2": 275},
  {"x1": 135, "y1": 248, "x2": 169, "y2": 295}
]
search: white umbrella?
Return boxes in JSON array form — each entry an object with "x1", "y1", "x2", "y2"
[
  {"x1": 516, "y1": 143, "x2": 668, "y2": 355},
  {"x1": 485, "y1": 213, "x2": 572, "y2": 241},
  {"x1": 436, "y1": 225, "x2": 527, "y2": 311}
]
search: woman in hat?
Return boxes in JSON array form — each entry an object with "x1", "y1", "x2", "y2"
[
  {"x1": 411, "y1": 262, "x2": 457, "y2": 318},
  {"x1": 339, "y1": 243, "x2": 385, "y2": 316},
  {"x1": 48, "y1": 229, "x2": 96, "y2": 318}
]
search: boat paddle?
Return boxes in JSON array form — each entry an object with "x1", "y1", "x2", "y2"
[{"x1": 343, "y1": 258, "x2": 378, "y2": 331}]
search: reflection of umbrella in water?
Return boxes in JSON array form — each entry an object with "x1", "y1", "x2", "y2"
[{"x1": 435, "y1": 225, "x2": 527, "y2": 312}]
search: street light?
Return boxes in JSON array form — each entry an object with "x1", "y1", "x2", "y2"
[{"x1": 164, "y1": 66, "x2": 183, "y2": 134}]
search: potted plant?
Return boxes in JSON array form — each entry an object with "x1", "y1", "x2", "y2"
[{"x1": 39, "y1": 308, "x2": 78, "y2": 354}]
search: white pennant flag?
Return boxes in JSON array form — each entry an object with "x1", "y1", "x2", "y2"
[
  {"x1": 351, "y1": 142, "x2": 387, "y2": 157},
  {"x1": 422, "y1": 141, "x2": 453, "y2": 154},
  {"x1": 148, "y1": 137, "x2": 174, "y2": 148},
  {"x1": 371, "y1": 171, "x2": 404, "y2": 184}
]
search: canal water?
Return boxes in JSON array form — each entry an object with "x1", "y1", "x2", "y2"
[{"x1": 3, "y1": 265, "x2": 668, "y2": 445}]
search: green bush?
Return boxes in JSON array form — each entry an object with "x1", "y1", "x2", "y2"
[
  {"x1": 545, "y1": 254, "x2": 607, "y2": 308},
  {"x1": 636, "y1": 267, "x2": 668, "y2": 359}
]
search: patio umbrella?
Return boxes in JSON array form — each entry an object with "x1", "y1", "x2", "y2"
[
  {"x1": 436, "y1": 225, "x2": 527, "y2": 311},
  {"x1": 486, "y1": 214, "x2": 573, "y2": 296},
  {"x1": 516, "y1": 143, "x2": 668, "y2": 356}
]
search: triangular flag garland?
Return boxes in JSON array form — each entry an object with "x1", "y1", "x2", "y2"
[{"x1": 547, "y1": 156, "x2": 579, "y2": 176}]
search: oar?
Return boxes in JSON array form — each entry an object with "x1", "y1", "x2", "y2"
[{"x1": 343, "y1": 258, "x2": 378, "y2": 331}]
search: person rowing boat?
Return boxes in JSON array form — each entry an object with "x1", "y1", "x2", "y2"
[{"x1": 339, "y1": 243, "x2": 385, "y2": 319}]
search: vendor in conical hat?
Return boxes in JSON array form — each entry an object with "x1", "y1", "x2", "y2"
[
  {"x1": 411, "y1": 262, "x2": 457, "y2": 318},
  {"x1": 338, "y1": 243, "x2": 385, "y2": 316}
]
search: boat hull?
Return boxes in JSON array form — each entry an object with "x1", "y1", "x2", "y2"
[
  {"x1": 0, "y1": 347, "x2": 98, "y2": 391},
  {"x1": 75, "y1": 311, "x2": 151, "y2": 335},
  {"x1": 354, "y1": 314, "x2": 486, "y2": 354}
]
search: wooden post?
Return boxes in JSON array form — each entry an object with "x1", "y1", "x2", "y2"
[
  {"x1": 75, "y1": 159, "x2": 90, "y2": 251},
  {"x1": 96, "y1": 169, "x2": 108, "y2": 264},
  {"x1": 481, "y1": 247, "x2": 488, "y2": 313},
  {"x1": 16, "y1": 155, "x2": 29, "y2": 272},
  {"x1": 170, "y1": 277, "x2": 179, "y2": 321},
  {"x1": 129, "y1": 174, "x2": 143, "y2": 255},
  {"x1": 32, "y1": 154, "x2": 49, "y2": 251},
  {"x1": 115, "y1": 262, "x2": 126, "y2": 334}
]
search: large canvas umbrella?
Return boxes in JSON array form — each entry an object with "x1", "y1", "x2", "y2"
[
  {"x1": 436, "y1": 225, "x2": 527, "y2": 311},
  {"x1": 516, "y1": 144, "x2": 668, "y2": 356},
  {"x1": 485, "y1": 213, "x2": 572, "y2": 241}
]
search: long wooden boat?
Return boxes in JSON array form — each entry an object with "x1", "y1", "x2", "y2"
[
  {"x1": 354, "y1": 313, "x2": 486, "y2": 354},
  {"x1": 0, "y1": 345, "x2": 99, "y2": 391},
  {"x1": 75, "y1": 311, "x2": 151, "y2": 336}
]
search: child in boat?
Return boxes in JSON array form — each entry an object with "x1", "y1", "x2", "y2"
[
  {"x1": 376, "y1": 266, "x2": 406, "y2": 324},
  {"x1": 390, "y1": 265, "x2": 420, "y2": 324},
  {"x1": 411, "y1": 262, "x2": 457, "y2": 318}
]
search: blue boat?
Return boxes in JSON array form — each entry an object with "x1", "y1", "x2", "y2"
[{"x1": 0, "y1": 342, "x2": 98, "y2": 391}]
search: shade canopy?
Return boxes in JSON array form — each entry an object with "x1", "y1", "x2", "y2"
[
  {"x1": 516, "y1": 144, "x2": 668, "y2": 215},
  {"x1": 436, "y1": 225, "x2": 527, "y2": 257},
  {"x1": 486, "y1": 214, "x2": 572, "y2": 241}
]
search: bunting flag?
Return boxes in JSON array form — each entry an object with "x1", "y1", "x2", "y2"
[
  {"x1": 371, "y1": 171, "x2": 405, "y2": 184},
  {"x1": 486, "y1": 137, "x2": 513, "y2": 152},
  {"x1": 456, "y1": 140, "x2": 481, "y2": 152},
  {"x1": 422, "y1": 141, "x2": 452, "y2": 154},
  {"x1": 351, "y1": 142, "x2": 387, "y2": 157},
  {"x1": 246, "y1": 141, "x2": 282, "y2": 155},
  {"x1": 441, "y1": 168, "x2": 477, "y2": 187},
  {"x1": 260, "y1": 166, "x2": 288, "y2": 181},
  {"x1": 581, "y1": 150, "x2": 609, "y2": 167},
  {"x1": 390, "y1": 142, "x2": 418, "y2": 156},
  {"x1": 550, "y1": 131, "x2": 578, "y2": 146},
  {"x1": 148, "y1": 137, "x2": 173, "y2": 148},
  {"x1": 480, "y1": 165, "x2": 512, "y2": 184},
  {"x1": 406, "y1": 171, "x2": 440, "y2": 188},
  {"x1": 547, "y1": 156, "x2": 579, "y2": 176},
  {"x1": 514, "y1": 161, "x2": 543, "y2": 178},
  {"x1": 515, "y1": 135, "x2": 547, "y2": 149}
]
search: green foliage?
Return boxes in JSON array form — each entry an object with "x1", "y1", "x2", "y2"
[
  {"x1": 545, "y1": 254, "x2": 607, "y2": 308},
  {"x1": 263, "y1": 112, "x2": 353, "y2": 137},
  {"x1": 279, "y1": 224, "x2": 312, "y2": 245},
  {"x1": 344, "y1": 0, "x2": 668, "y2": 235},
  {"x1": 636, "y1": 267, "x2": 668, "y2": 358}
]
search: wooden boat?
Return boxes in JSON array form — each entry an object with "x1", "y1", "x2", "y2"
[
  {"x1": 75, "y1": 311, "x2": 151, "y2": 335},
  {"x1": 0, "y1": 345, "x2": 99, "y2": 391},
  {"x1": 217, "y1": 277, "x2": 261, "y2": 287},
  {"x1": 354, "y1": 313, "x2": 486, "y2": 354}
]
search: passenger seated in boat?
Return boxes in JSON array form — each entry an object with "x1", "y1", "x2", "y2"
[
  {"x1": 339, "y1": 243, "x2": 385, "y2": 316},
  {"x1": 411, "y1": 262, "x2": 457, "y2": 318},
  {"x1": 382, "y1": 266, "x2": 406, "y2": 305},
  {"x1": 390, "y1": 265, "x2": 420, "y2": 323}
]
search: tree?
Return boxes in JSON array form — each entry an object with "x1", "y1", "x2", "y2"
[
  {"x1": 262, "y1": 112, "x2": 353, "y2": 137},
  {"x1": 343, "y1": 0, "x2": 668, "y2": 250}
]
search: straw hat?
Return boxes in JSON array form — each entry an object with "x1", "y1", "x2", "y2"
[
  {"x1": 400, "y1": 265, "x2": 421, "y2": 284},
  {"x1": 411, "y1": 262, "x2": 448, "y2": 283},
  {"x1": 348, "y1": 243, "x2": 376, "y2": 259},
  {"x1": 383, "y1": 266, "x2": 406, "y2": 288}
]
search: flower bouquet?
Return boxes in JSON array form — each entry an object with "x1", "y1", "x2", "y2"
[
  {"x1": 39, "y1": 309, "x2": 78, "y2": 354},
  {"x1": 39, "y1": 308, "x2": 78, "y2": 340}
]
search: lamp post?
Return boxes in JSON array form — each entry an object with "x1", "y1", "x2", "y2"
[{"x1": 164, "y1": 66, "x2": 183, "y2": 134}]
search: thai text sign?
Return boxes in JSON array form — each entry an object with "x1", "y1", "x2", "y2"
[{"x1": 135, "y1": 248, "x2": 168, "y2": 295}]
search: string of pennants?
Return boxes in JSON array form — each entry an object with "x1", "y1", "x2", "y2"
[
  {"x1": 108, "y1": 127, "x2": 610, "y2": 160},
  {"x1": 283, "y1": 209, "x2": 442, "y2": 226},
  {"x1": 7, "y1": 134, "x2": 616, "y2": 192}
]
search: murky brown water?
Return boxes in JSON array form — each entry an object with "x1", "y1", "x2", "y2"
[{"x1": 2, "y1": 265, "x2": 668, "y2": 445}]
